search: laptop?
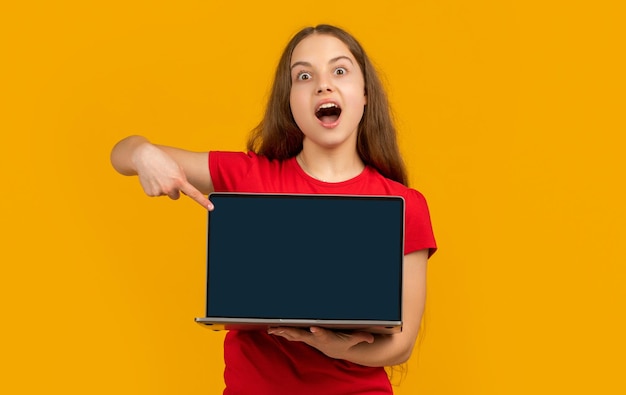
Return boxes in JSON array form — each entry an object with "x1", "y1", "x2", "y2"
[{"x1": 195, "y1": 192, "x2": 405, "y2": 334}]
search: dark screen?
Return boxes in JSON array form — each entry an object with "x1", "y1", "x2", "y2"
[{"x1": 206, "y1": 193, "x2": 404, "y2": 321}]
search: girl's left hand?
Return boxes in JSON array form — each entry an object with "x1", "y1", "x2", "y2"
[{"x1": 267, "y1": 326, "x2": 374, "y2": 359}]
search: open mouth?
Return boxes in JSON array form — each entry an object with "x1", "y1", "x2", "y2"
[{"x1": 315, "y1": 102, "x2": 342, "y2": 124}]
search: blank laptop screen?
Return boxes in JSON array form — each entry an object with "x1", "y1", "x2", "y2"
[{"x1": 206, "y1": 193, "x2": 404, "y2": 322}]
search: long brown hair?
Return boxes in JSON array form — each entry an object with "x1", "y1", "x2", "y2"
[{"x1": 247, "y1": 24, "x2": 408, "y2": 186}]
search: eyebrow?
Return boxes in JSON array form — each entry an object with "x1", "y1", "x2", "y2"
[{"x1": 290, "y1": 55, "x2": 354, "y2": 70}]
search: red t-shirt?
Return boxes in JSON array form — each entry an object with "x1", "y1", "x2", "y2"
[{"x1": 209, "y1": 151, "x2": 437, "y2": 395}]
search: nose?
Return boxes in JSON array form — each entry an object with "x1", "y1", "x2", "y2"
[
  {"x1": 316, "y1": 77, "x2": 334, "y2": 94},
  {"x1": 317, "y1": 85, "x2": 333, "y2": 94}
]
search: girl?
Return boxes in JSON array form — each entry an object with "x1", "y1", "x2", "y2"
[{"x1": 111, "y1": 24, "x2": 436, "y2": 395}]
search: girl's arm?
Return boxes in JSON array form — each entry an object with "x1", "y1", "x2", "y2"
[
  {"x1": 268, "y1": 248, "x2": 429, "y2": 367},
  {"x1": 111, "y1": 135, "x2": 214, "y2": 209}
]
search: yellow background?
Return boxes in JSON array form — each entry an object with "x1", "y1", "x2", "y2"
[{"x1": 2, "y1": 1, "x2": 625, "y2": 394}]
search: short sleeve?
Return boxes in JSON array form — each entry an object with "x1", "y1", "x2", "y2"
[
  {"x1": 209, "y1": 151, "x2": 256, "y2": 192},
  {"x1": 404, "y1": 189, "x2": 437, "y2": 257}
]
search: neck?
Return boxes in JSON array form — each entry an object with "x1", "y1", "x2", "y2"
[{"x1": 297, "y1": 145, "x2": 365, "y2": 183}]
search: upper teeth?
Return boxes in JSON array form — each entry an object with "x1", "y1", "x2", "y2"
[{"x1": 317, "y1": 103, "x2": 338, "y2": 110}]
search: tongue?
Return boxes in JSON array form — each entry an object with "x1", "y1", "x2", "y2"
[{"x1": 319, "y1": 115, "x2": 339, "y2": 124}]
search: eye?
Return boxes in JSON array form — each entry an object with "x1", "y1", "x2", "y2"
[
  {"x1": 296, "y1": 71, "x2": 312, "y2": 81},
  {"x1": 334, "y1": 67, "x2": 347, "y2": 76}
]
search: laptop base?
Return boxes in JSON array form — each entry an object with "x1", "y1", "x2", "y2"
[{"x1": 194, "y1": 317, "x2": 401, "y2": 334}]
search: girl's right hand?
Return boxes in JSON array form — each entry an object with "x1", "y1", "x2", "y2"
[{"x1": 131, "y1": 143, "x2": 213, "y2": 209}]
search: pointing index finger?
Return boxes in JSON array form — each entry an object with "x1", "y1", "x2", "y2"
[{"x1": 180, "y1": 182, "x2": 214, "y2": 210}]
